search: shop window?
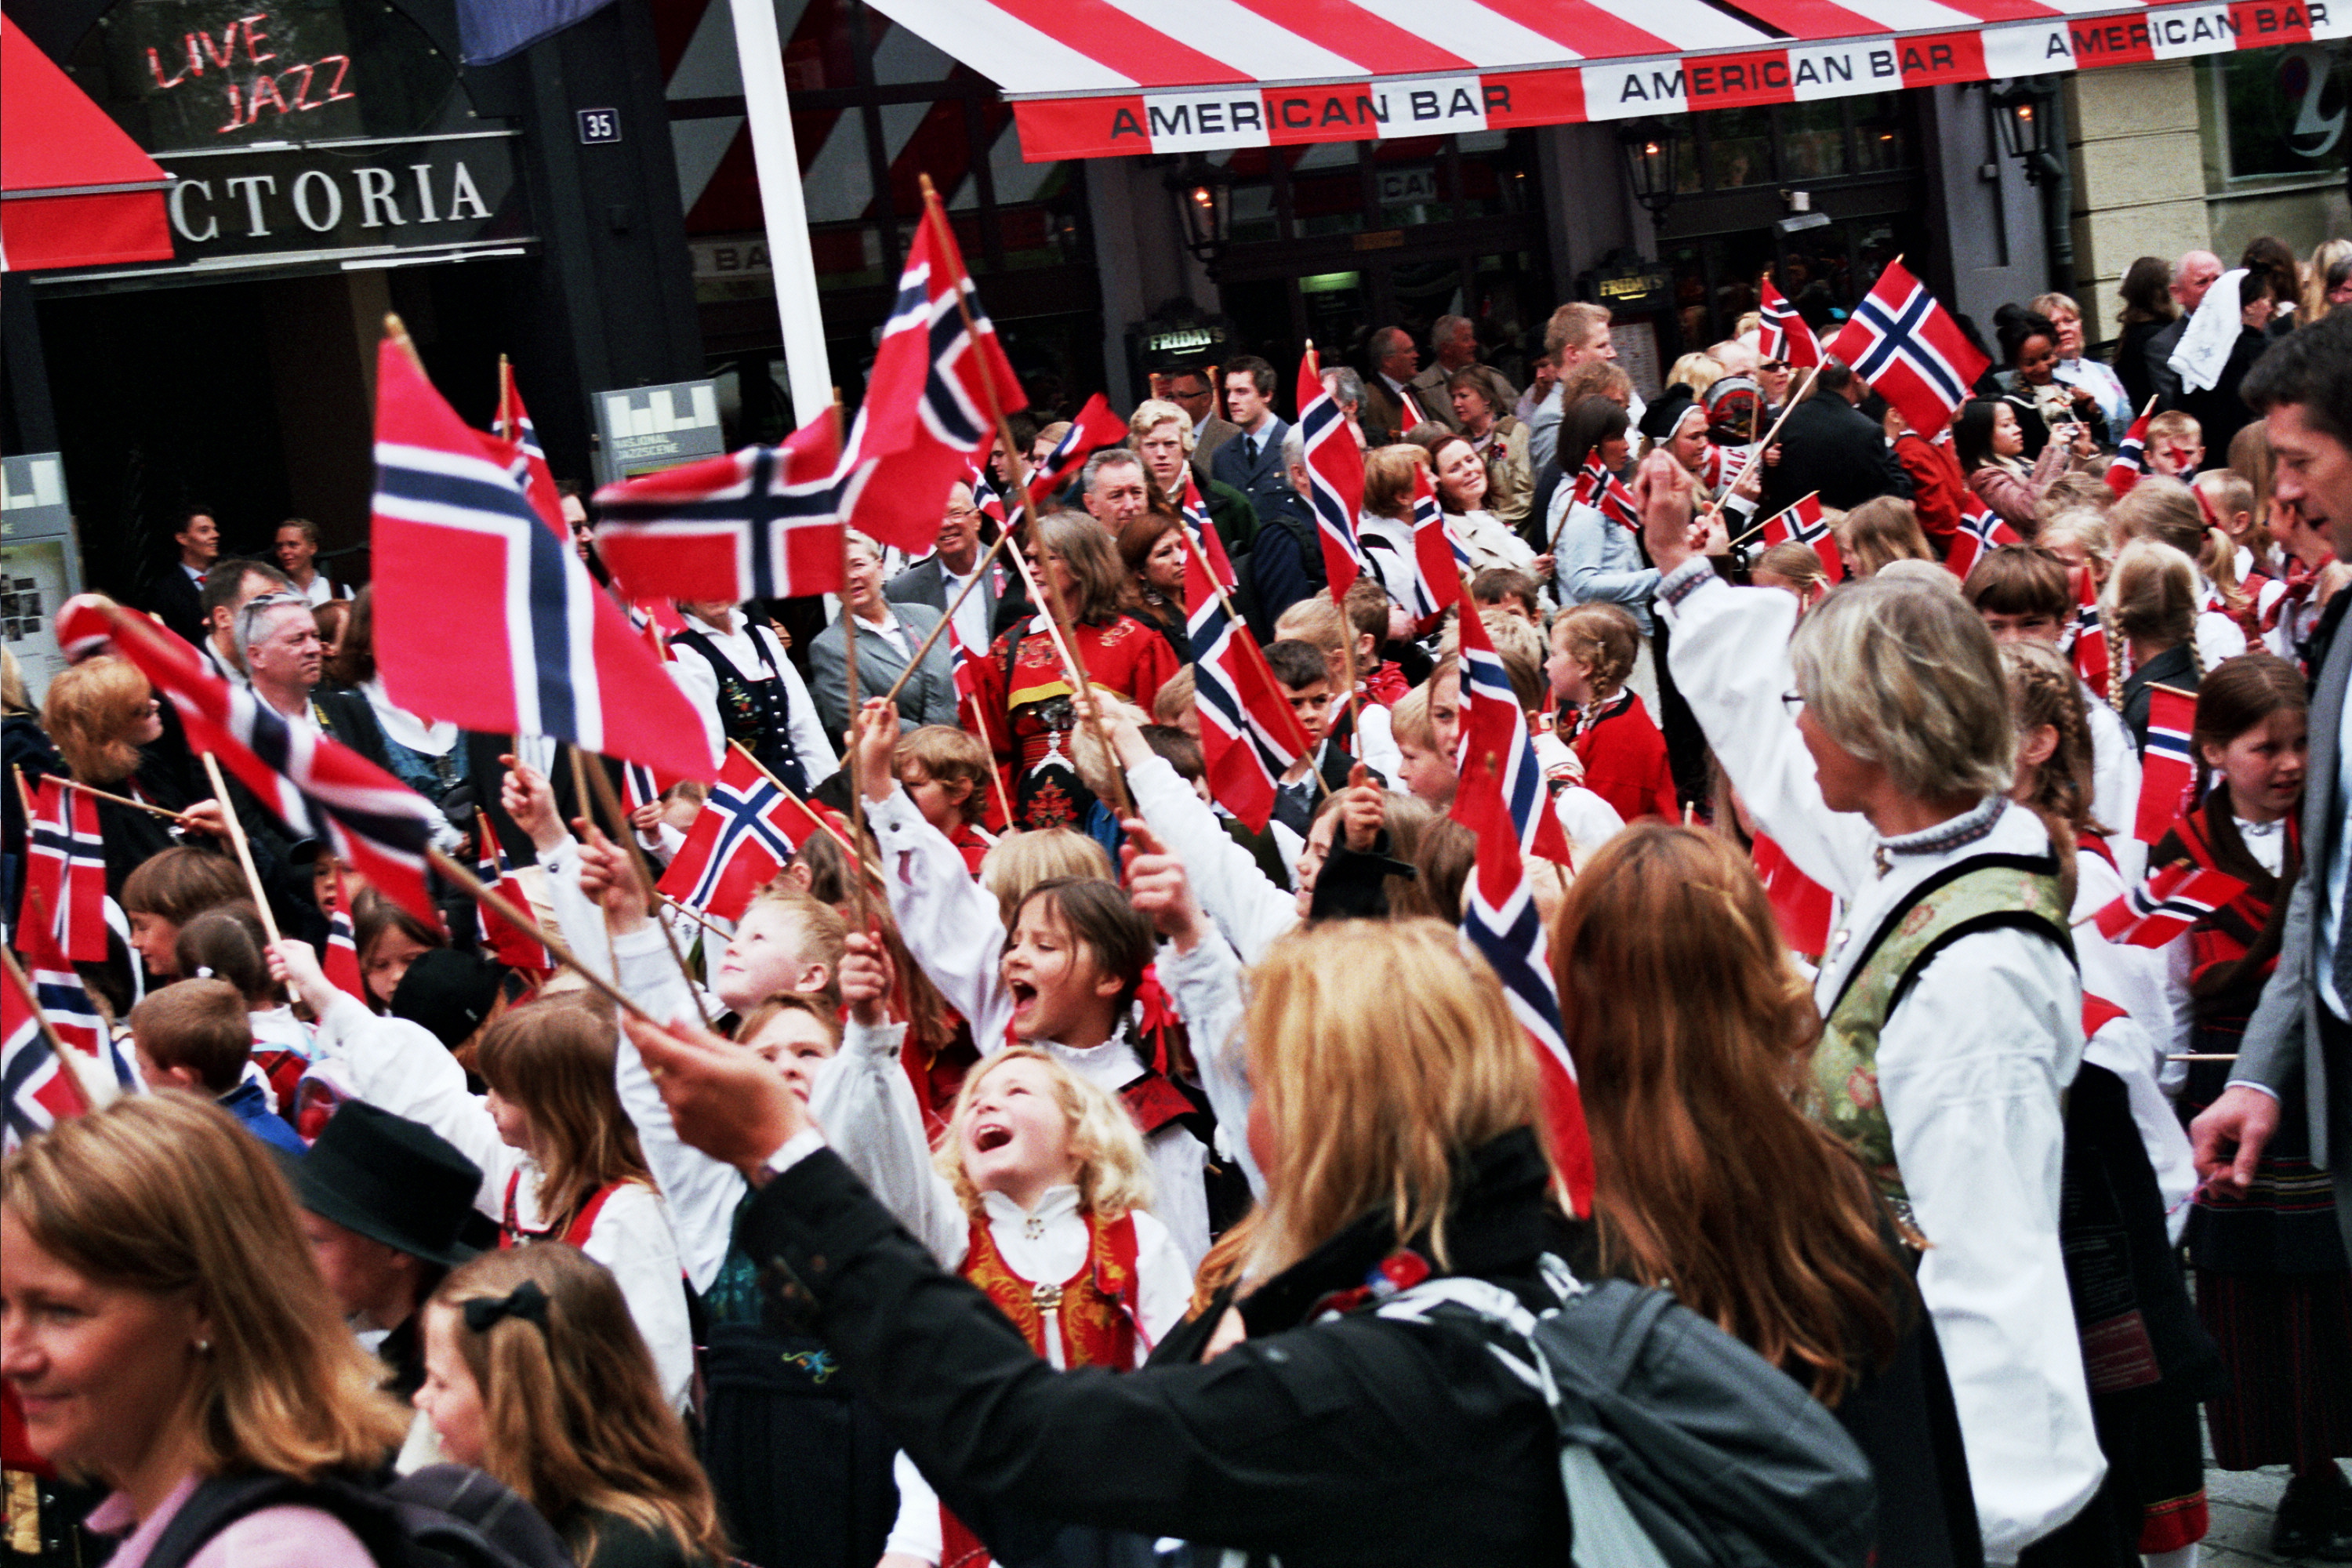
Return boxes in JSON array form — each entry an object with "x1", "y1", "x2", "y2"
[
  {"x1": 1707, "y1": 107, "x2": 1777, "y2": 188},
  {"x1": 1667, "y1": 93, "x2": 1915, "y2": 196},
  {"x1": 2208, "y1": 45, "x2": 2348, "y2": 184}
]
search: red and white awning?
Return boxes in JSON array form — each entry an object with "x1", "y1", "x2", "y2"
[
  {"x1": 0, "y1": 15, "x2": 174, "y2": 273},
  {"x1": 861, "y1": 0, "x2": 2349, "y2": 160}
]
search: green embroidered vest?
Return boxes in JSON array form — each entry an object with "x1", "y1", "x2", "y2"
[{"x1": 1813, "y1": 855, "x2": 2074, "y2": 1205}]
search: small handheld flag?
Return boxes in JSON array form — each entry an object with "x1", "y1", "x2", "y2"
[
  {"x1": 1945, "y1": 505, "x2": 2021, "y2": 580},
  {"x1": 2091, "y1": 860, "x2": 2248, "y2": 947},
  {"x1": 1182, "y1": 528, "x2": 1312, "y2": 833},
  {"x1": 1826, "y1": 260, "x2": 1988, "y2": 443},
  {"x1": 2106, "y1": 405, "x2": 2154, "y2": 498},
  {"x1": 2132, "y1": 685, "x2": 2199, "y2": 844},
  {"x1": 658, "y1": 749, "x2": 837, "y2": 920},
  {"x1": 1297, "y1": 344, "x2": 1366, "y2": 602},
  {"x1": 1759, "y1": 492, "x2": 1841, "y2": 581},
  {"x1": 1759, "y1": 278, "x2": 1823, "y2": 370},
  {"x1": 593, "y1": 416, "x2": 848, "y2": 605}
]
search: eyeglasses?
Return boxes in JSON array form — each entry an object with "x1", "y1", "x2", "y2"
[
  {"x1": 1780, "y1": 691, "x2": 1806, "y2": 714},
  {"x1": 942, "y1": 506, "x2": 979, "y2": 521}
]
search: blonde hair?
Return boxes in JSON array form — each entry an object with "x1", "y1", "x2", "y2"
[
  {"x1": 1790, "y1": 579, "x2": 2015, "y2": 800},
  {"x1": 2302, "y1": 238, "x2": 2352, "y2": 323},
  {"x1": 1127, "y1": 397, "x2": 1193, "y2": 448},
  {"x1": 1552, "y1": 603, "x2": 1639, "y2": 710},
  {"x1": 1753, "y1": 541, "x2": 1830, "y2": 593},
  {"x1": 473, "y1": 995, "x2": 656, "y2": 1234},
  {"x1": 1390, "y1": 680, "x2": 1436, "y2": 750},
  {"x1": 2227, "y1": 423, "x2": 2274, "y2": 528},
  {"x1": 2, "y1": 1093, "x2": 405, "y2": 1480},
  {"x1": 936, "y1": 1047, "x2": 1153, "y2": 1221},
  {"x1": 1838, "y1": 497, "x2": 1935, "y2": 579},
  {"x1": 1069, "y1": 699, "x2": 1151, "y2": 805},
  {"x1": 434, "y1": 1246, "x2": 725, "y2": 1566},
  {"x1": 1361, "y1": 443, "x2": 1430, "y2": 521},
  {"x1": 978, "y1": 829, "x2": 1113, "y2": 927},
  {"x1": 2146, "y1": 409, "x2": 2201, "y2": 450},
  {"x1": 1150, "y1": 665, "x2": 1196, "y2": 728},
  {"x1": 42, "y1": 655, "x2": 154, "y2": 784},
  {"x1": 2107, "y1": 539, "x2": 2201, "y2": 673},
  {"x1": 1273, "y1": 593, "x2": 1345, "y2": 653},
  {"x1": 2002, "y1": 641, "x2": 2100, "y2": 874},
  {"x1": 1, "y1": 651, "x2": 27, "y2": 717},
  {"x1": 746, "y1": 881, "x2": 848, "y2": 995},
  {"x1": 1243, "y1": 920, "x2": 1549, "y2": 1277},
  {"x1": 1665, "y1": 354, "x2": 1726, "y2": 397}
]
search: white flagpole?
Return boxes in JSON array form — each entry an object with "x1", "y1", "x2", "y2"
[{"x1": 727, "y1": 0, "x2": 833, "y2": 426}]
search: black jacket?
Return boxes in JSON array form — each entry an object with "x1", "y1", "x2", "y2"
[
  {"x1": 142, "y1": 564, "x2": 207, "y2": 647},
  {"x1": 738, "y1": 1129, "x2": 1573, "y2": 1567},
  {"x1": 1761, "y1": 394, "x2": 1913, "y2": 517}
]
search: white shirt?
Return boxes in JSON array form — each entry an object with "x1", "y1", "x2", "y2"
[
  {"x1": 294, "y1": 572, "x2": 337, "y2": 607},
  {"x1": 2083, "y1": 688, "x2": 2143, "y2": 883},
  {"x1": 1657, "y1": 559, "x2": 2103, "y2": 1563},
  {"x1": 666, "y1": 608, "x2": 838, "y2": 787},
  {"x1": 936, "y1": 558, "x2": 992, "y2": 656}
]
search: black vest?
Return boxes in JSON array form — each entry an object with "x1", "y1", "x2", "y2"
[{"x1": 672, "y1": 616, "x2": 811, "y2": 794}]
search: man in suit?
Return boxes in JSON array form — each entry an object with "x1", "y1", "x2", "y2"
[
  {"x1": 886, "y1": 478, "x2": 1000, "y2": 659},
  {"x1": 812, "y1": 539, "x2": 959, "y2": 743},
  {"x1": 1409, "y1": 314, "x2": 1516, "y2": 434},
  {"x1": 1359, "y1": 328, "x2": 1431, "y2": 446},
  {"x1": 144, "y1": 506, "x2": 220, "y2": 645},
  {"x1": 1210, "y1": 356, "x2": 1292, "y2": 525},
  {"x1": 1165, "y1": 368, "x2": 1240, "y2": 484},
  {"x1": 2194, "y1": 310, "x2": 2352, "y2": 1257},
  {"x1": 2147, "y1": 249, "x2": 2225, "y2": 410},
  {"x1": 1758, "y1": 360, "x2": 1912, "y2": 517}
]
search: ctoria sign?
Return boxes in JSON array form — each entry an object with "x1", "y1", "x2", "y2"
[{"x1": 156, "y1": 132, "x2": 518, "y2": 260}]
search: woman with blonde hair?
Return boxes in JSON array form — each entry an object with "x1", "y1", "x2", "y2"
[
  {"x1": 1641, "y1": 448, "x2": 2101, "y2": 1563},
  {"x1": 1353, "y1": 443, "x2": 1431, "y2": 607},
  {"x1": 1838, "y1": 496, "x2": 1935, "y2": 579},
  {"x1": 270, "y1": 948, "x2": 695, "y2": 1414},
  {"x1": 1551, "y1": 822, "x2": 1974, "y2": 1566},
  {"x1": 419, "y1": 1245, "x2": 724, "y2": 1568},
  {"x1": 619, "y1": 916, "x2": 1595, "y2": 1564},
  {"x1": 39, "y1": 655, "x2": 196, "y2": 892},
  {"x1": 2, "y1": 1093, "x2": 404, "y2": 1562},
  {"x1": 972, "y1": 510, "x2": 1179, "y2": 832}
]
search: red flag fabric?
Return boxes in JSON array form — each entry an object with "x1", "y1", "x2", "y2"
[
  {"x1": 837, "y1": 209, "x2": 1025, "y2": 554},
  {"x1": 2092, "y1": 860, "x2": 2248, "y2": 946},
  {"x1": 2106, "y1": 407, "x2": 2152, "y2": 498},
  {"x1": 2070, "y1": 566, "x2": 2111, "y2": 697},
  {"x1": 1759, "y1": 492, "x2": 1842, "y2": 582},
  {"x1": 324, "y1": 867, "x2": 367, "y2": 1004},
  {"x1": 593, "y1": 416, "x2": 848, "y2": 604},
  {"x1": 2, "y1": 959, "x2": 85, "y2": 1152},
  {"x1": 55, "y1": 595, "x2": 445, "y2": 927},
  {"x1": 23, "y1": 780, "x2": 107, "y2": 963},
  {"x1": 1825, "y1": 261, "x2": 1988, "y2": 444},
  {"x1": 371, "y1": 339, "x2": 717, "y2": 783},
  {"x1": 1181, "y1": 529, "x2": 1312, "y2": 833},
  {"x1": 1024, "y1": 394, "x2": 1129, "y2": 506},
  {"x1": 1759, "y1": 278, "x2": 1823, "y2": 370},
  {"x1": 494, "y1": 361, "x2": 565, "y2": 530},
  {"x1": 1178, "y1": 469, "x2": 1240, "y2": 597},
  {"x1": 1573, "y1": 451, "x2": 1642, "y2": 534},
  {"x1": 1406, "y1": 465, "x2": 1467, "y2": 630},
  {"x1": 1455, "y1": 586, "x2": 1575, "y2": 866},
  {"x1": 1297, "y1": 345, "x2": 1365, "y2": 602},
  {"x1": 658, "y1": 749, "x2": 836, "y2": 920},
  {"x1": 1945, "y1": 505, "x2": 2022, "y2": 580},
  {"x1": 2132, "y1": 685, "x2": 2199, "y2": 844},
  {"x1": 1751, "y1": 833, "x2": 1836, "y2": 956},
  {"x1": 476, "y1": 818, "x2": 557, "y2": 976}
]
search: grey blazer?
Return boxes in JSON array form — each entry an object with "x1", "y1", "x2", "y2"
[
  {"x1": 2235, "y1": 598, "x2": 2351, "y2": 1243},
  {"x1": 808, "y1": 601, "x2": 958, "y2": 741},
  {"x1": 886, "y1": 553, "x2": 998, "y2": 626}
]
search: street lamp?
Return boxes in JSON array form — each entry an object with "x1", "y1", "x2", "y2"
[
  {"x1": 1990, "y1": 78, "x2": 2065, "y2": 184},
  {"x1": 1170, "y1": 157, "x2": 1233, "y2": 263},
  {"x1": 1618, "y1": 118, "x2": 1682, "y2": 219}
]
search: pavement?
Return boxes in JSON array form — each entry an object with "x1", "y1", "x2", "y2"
[{"x1": 2200, "y1": 1454, "x2": 2352, "y2": 1565}]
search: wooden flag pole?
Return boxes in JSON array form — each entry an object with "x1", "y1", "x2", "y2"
[
  {"x1": 878, "y1": 527, "x2": 1015, "y2": 708},
  {"x1": 1704, "y1": 364, "x2": 1820, "y2": 527},
  {"x1": 915, "y1": 173, "x2": 1133, "y2": 822},
  {"x1": 198, "y1": 753, "x2": 284, "y2": 948},
  {"x1": 426, "y1": 846, "x2": 659, "y2": 1028},
  {"x1": 16, "y1": 767, "x2": 184, "y2": 824},
  {"x1": 1729, "y1": 490, "x2": 1820, "y2": 550},
  {"x1": 831, "y1": 392, "x2": 878, "y2": 938},
  {"x1": 574, "y1": 760, "x2": 717, "y2": 1029}
]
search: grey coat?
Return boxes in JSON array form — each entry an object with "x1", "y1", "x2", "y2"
[{"x1": 808, "y1": 601, "x2": 959, "y2": 741}]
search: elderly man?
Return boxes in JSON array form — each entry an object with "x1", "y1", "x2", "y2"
[
  {"x1": 198, "y1": 558, "x2": 295, "y2": 688},
  {"x1": 2147, "y1": 249, "x2": 2225, "y2": 409},
  {"x1": 1242, "y1": 425, "x2": 1325, "y2": 641},
  {"x1": 1080, "y1": 448, "x2": 1152, "y2": 534},
  {"x1": 887, "y1": 479, "x2": 1000, "y2": 658},
  {"x1": 1410, "y1": 314, "x2": 1517, "y2": 433},
  {"x1": 145, "y1": 507, "x2": 221, "y2": 645},
  {"x1": 1319, "y1": 366, "x2": 1369, "y2": 449},
  {"x1": 1359, "y1": 326, "x2": 1427, "y2": 445},
  {"x1": 241, "y1": 592, "x2": 326, "y2": 724},
  {"x1": 1530, "y1": 301, "x2": 1628, "y2": 474}
]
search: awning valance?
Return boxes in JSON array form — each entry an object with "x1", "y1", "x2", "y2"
[
  {"x1": 859, "y1": 0, "x2": 2345, "y2": 160},
  {"x1": 1, "y1": 15, "x2": 175, "y2": 274}
]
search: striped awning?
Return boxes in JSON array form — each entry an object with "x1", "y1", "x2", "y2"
[
  {"x1": 0, "y1": 14, "x2": 173, "y2": 273},
  {"x1": 861, "y1": 0, "x2": 2347, "y2": 160}
]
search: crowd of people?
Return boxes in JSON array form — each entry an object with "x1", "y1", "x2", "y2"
[{"x1": 3, "y1": 233, "x2": 2350, "y2": 1568}]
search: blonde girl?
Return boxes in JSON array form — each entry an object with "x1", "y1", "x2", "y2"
[{"x1": 421, "y1": 1245, "x2": 724, "y2": 1568}]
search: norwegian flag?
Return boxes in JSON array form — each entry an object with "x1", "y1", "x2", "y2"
[
  {"x1": 1182, "y1": 528, "x2": 1314, "y2": 833},
  {"x1": 1752, "y1": 833, "x2": 1837, "y2": 956},
  {"x1": 476, "y1": 819, "x2": 556, "y2": 975},
  {"x1": 1450, "y1": 702, "x2": 1595, "y2": 1213},
  {"x1": 494, "y1": 360, "x2": 564, "y2": 528},
  {"x1": 1456, "y1": 585, "x2": 1574, "y2": 866},
  {"x1": 22, "y1": 781, "x2": 107, "y2": 964},
  {"x1": 969, "y1": 463, "x2": 1008, "y2": 528},
  {"x1": 1826, "y1": 260, "x2": 1988, "y2": 446},
  {"x1": 1023, "y1": 394, "x2": 1127, "y2": 506},
  {"x1": 55, "y1": 595, "x2": 446, "y2": 927},
  {"x1": 657, "y1": 749, "x2": 834, "y2": 920},
  {"x1": 1297, "y1": 345, "x2": 1366, "y2": 601},
  {"x1": 17, "y1": 919, "x2": 133, "y2": 1098},
  {"x1": 2, "y1": 960, "x2": 84, "y2": 1152},
  {"x1": 1759, "y1": 278, "x2": 1823, "y2": 370},
  {"x1": 2106, "y1": 405, "x2": 2153, "y2": 499},
  {"x1": 2070, "y1": 567, "x2": 2111, "y2": 695},
  {"x1": 1945, "y1": 505, "x2": 2022, "y2": 580},
  {"x1": 324, "y1": 868, "x2": 366, "y2": 1003},
  {"x1": 836, "y1": 209, "x2": 1025, "y2": 554},
  {"x1": 1574, "y1": 451, "x2": 1642, "y2": 533},
  {"x1": 2092, "y1": 860, "x2": 2249, "y2": 947},
  {"x1": 1760, "y1": 492, "x2": 1841, "y2": 581},
  {"x1": 1406, "y1": 465, "x2": 1466, "y2": 628},
  {"x1": 1178, "y1": 469, "x2": 1240, "y2": 597},
  {"x1": 2133, "y1": 684, "x2": 2199, "y2": 844},
  {"x1": 371, "y1": 338, "x2": 717, "y2": 784},
  {"x1": 592, "y1": 415, "x2": 848, "y2": 604}
]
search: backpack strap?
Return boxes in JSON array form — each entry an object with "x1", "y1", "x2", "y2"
[{"x1": 137, "y1": 1474, "x2": 408, "y2": 1568}]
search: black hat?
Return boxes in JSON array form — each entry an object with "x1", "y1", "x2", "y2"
[
  {"x1": 1637, "y1": 383, "x2": 1698, "y2": 442},
  {"x1": 391, "y1": 948, "x2": 506, "y2": 1050},
  {"x1": 294, "y1": 1102, "x2": 482, "y2": 1269}
]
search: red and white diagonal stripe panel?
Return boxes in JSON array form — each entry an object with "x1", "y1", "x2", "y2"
[{"x1": 847, "y1": 0, "x2": 2350, "y2": 158}]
